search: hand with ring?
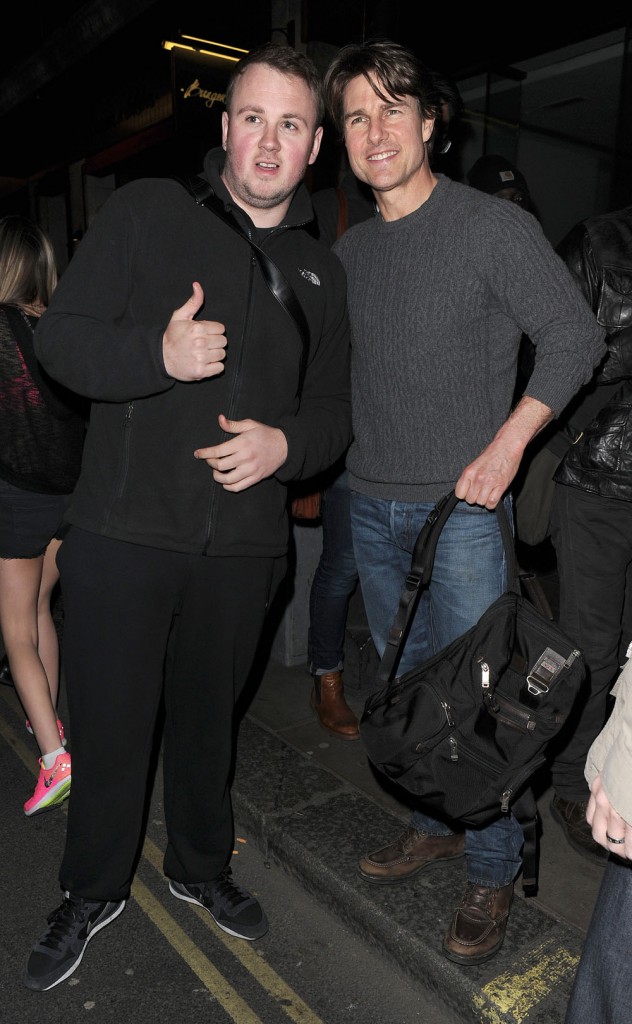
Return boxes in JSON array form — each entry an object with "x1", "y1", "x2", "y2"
[{"x1": 587, "y1": 775, "x2": 631, "y2": 858}]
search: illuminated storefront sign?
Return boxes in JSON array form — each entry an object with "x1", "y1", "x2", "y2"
[{"x1": 171, "y1": 50, "x2": 236, "y2": 145}]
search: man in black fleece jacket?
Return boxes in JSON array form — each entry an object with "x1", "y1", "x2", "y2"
[{"x1": 25, "y1": 43, "x2": 351, "y2": 992}]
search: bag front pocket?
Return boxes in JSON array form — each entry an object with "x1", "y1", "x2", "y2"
[{"x1": 361, "y1": 678, "x2": 453, "y2": 779}]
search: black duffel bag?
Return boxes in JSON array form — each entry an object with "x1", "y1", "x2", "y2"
[{"x1": 359, "y1": 491, "x2": 586, "y2": 891}]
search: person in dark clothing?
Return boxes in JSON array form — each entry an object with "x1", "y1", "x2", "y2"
[
  {"x1": 467, "y1": 153, "x2": 533, "y2": 210},
  {"x1": 548, "y1": 205, "x2": 632, "y2": 865},
  {"x1": 310, "y1": 167, "x2": 376, "y2": 250},
  {"x1": 24, "y1": 42, "x2": 351, "y2": 992}
]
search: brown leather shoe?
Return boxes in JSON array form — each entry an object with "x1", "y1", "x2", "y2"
[
  {"x1": 443, "y1": 881, "x2": 513, "y2": 965},
  {"x1": 310, "y1": 672, "x2": 360, "y2": 741},
  {"x1": 550, "y1": 795, "x2": 608, "y2": 864},
  {"x1": 358, "y1": 826, "x2": 465, "y2": 884}
]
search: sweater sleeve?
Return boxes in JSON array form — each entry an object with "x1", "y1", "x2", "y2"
[{"x1": 476, "y1": 204, "x2": 607, "y2": 417}]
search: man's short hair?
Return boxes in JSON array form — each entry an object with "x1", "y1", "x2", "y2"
[
  {"x1": 324, "y1": 39, "x2": 442, "y2": 139},
  {"x1": 224, "y1": 42, "x2": 325, "y2": 127}
]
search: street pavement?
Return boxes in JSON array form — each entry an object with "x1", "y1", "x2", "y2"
[{"x1": 0, "y1": 552, "x2": 606, "y2": 1024}]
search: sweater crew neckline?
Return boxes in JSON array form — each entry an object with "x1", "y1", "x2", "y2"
[{"x1": 375, "y1": 174, "x2": 447, "y2": 229}]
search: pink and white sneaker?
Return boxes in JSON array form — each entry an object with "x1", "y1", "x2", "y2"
[
  {"x1": 25, "y1": 718, "x2": 67, "y2": 746},
  {"x1": 24, "y1": 752, "x2": 72, "y2": 816}
]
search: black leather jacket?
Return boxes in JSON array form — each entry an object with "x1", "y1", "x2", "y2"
[{"x1": 553, "y1": 206, "x2": 632, "y2": 501}]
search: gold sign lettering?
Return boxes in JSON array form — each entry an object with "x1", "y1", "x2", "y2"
[{"x1": 182, "y1": 79, "x2": 226, "y2": 110}]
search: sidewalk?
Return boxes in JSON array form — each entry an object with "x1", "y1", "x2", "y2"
[{"x1": 232, "y1": 571, "x2": 605, "y2": 1024}]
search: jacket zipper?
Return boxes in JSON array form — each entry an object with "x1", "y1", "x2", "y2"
[{"x1": 116, "y1": 402, "x2": 134, "y2": 500}]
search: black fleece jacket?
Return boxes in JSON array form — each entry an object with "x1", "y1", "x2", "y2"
[{"x1": 34, "y1": 148, "x2": 352, "y2": 557}]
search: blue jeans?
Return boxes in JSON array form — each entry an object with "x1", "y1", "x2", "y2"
[
  {"x1": 350, "y1": 490, "x2": 524, "y2": 887},
  {"x1": 308, "y1": 469, "x2": 359, "y2": 674},
  {"x1": 565, "y1": 856, "x2": 632, "y2": 1023}
]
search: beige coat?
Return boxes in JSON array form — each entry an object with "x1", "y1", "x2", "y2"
[{"x1": 585, "y1": 656, "x2": 632, "y2": 824}]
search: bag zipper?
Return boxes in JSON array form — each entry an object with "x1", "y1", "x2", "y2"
[{"x1": 451, "y1": 736, "x2": 546, "y2": 814}]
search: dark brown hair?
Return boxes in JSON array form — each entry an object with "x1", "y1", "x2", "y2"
[
  {"x1": 225, "y1": 42, "x2": 325, "y2": 127},
  {"x1": 324, "y1": 40, "x2": 442, "y2": 140}
]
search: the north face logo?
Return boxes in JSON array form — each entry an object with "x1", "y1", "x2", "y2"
[{"x1": 298, "y1": 268, "x2": 320, "y2": 286}]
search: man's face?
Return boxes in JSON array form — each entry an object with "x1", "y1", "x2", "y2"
[
  {"x1": 495, "y1": 186, "x2": 530, "y2": 209},
  {"x1": 341, "y1": 72, "x2": 434, "y2": 195},
  {"x1": 221, "y1": 63, "x2": 323, "y2": 225}
]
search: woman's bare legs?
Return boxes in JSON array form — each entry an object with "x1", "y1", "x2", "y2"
[
  {"x1": 36, "y1": 538, "x2": 63, "y2": 711},
  {"x1": 0, "y1": 537, "x2": 63, "y2": 757}
]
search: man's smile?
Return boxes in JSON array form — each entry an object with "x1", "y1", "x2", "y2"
[{"x1": 367, "y1": 150, "x2": 398, "y2": 162}]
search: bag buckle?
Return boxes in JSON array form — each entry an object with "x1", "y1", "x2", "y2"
[
  {"x1": 526, "y1": 675, "x2": 550, "y2": 696},
  {"x1": 526, "y1": 647, "x2": 567, "y2": 695}
]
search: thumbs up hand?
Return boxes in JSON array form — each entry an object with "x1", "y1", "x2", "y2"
[{"x1": 163, "y1": 282, "x2": 227, "y2": 381}]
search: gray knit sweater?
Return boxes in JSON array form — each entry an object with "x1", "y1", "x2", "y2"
[{"x1": 334, "y1": 174, "x2": 606, "y2": 502}]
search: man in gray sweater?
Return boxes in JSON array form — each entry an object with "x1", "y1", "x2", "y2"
[{"x1": 323, "y1": 40, "x2": 606, "y2": 966}]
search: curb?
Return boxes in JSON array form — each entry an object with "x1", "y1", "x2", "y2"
[{"x1": 234, "y1": 714, "x2": 583, "y2": 1024}]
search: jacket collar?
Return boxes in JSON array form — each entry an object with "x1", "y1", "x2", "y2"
[{"x1": 201, "y1": 146, "x2": 314, "y2": 232}]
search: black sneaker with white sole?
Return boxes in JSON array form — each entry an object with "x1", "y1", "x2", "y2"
[
  {"x1": 169, "y1": 868, "x2": 268, "y2": 940},
  {"x1": 24, "y1": 891, "x2": 125, "y2": 991}
]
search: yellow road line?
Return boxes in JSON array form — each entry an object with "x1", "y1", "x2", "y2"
[
  {"x1": 142, "y1": 835, "x2": 325, "y2": 1024},
  {"x1": 0, "y1": 697, "x2": 325, "y2": 1024},
  {"x1": 472, "y1": 941, "x2": 579, "y2": 1023},
  {"x1": 131, "y1": 874, "x2": 263, "y2": 1024}
]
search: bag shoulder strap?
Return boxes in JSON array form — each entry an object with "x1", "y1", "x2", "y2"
[
  {"x1": 409, "y1": 491, "x2": 519, "y2": 587},
  {"x1": 378, "y1": 492, "x2": 520, "y2": 684},
  {"x1": 511, "y1": 789, "x2": 539, "y2": 894},
  {"x1": 176, "y1": 174, "x2": 310, "y2": 394}
]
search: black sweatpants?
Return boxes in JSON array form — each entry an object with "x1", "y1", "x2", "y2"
[{"x1": 57, "y1": 527, "x2": 283, "y2": 901}]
